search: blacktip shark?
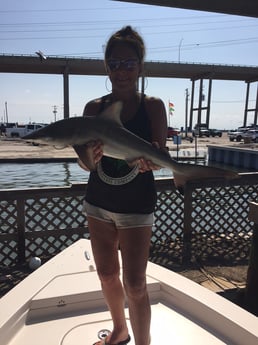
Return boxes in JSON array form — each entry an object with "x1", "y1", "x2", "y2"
[{"x1": 23, "y1": 102, "x2": 239, "y2": 191}]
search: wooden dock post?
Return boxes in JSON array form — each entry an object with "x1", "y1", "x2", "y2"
[{"x1": 244, "y1": 201, "x2": 258, "y2": 315}]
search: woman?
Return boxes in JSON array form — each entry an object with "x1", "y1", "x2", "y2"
[{"x1": 75, "y1": 26, "x2": 167, "y2": 345}]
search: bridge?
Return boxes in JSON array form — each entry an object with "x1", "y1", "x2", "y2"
[
  {"x1": 1, "y1": 55, "x2": 258, "y2": 81},
  {"x1": 115, "y1": 0, "x2": 258, "y2": 19},
  {"x1": 1, "y1": 54, "x2": 258, "y2": 128}
]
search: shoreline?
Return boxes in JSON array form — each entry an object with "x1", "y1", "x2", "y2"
[{"x1": 1, "y1": 133, "x2": 255, "y2": 163}]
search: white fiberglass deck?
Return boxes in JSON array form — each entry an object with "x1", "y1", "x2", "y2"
[{"x1": 0, "y1": 239, "x2": 258, "y2": 345}]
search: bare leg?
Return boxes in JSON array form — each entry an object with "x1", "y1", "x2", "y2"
[
  {"x1": 119, "y1": 226, "x2": 152, "y2": 345},
  {"x1": 88, "y1": 216, "x2": 129, "y2": 344}
]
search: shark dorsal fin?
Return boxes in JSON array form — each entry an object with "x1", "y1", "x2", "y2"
[{"x1": 99, "y1": 101, "x2": 123, "y2": 126}]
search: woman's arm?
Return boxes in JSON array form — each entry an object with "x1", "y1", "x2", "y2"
[
  {"x1": 135, "y1": 96, "x2": 168, "y2": 172},
  {"x1": 145, "y1": 96, "x2": 168, "y2": 149}
]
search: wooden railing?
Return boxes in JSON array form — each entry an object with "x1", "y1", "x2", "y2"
[{"x1": 1, "y1": 173, "x2": 258, "y2": 268}]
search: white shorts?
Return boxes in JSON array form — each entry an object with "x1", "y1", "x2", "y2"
[{"x1": 83, "y1": 201, "x2": 154, "y2": 229}]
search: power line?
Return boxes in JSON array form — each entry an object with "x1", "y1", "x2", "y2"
[
  {"x1": 0, "y1": 6, "x2": 147, "y2": 13},
  {"x1": 1, "y1": 24, "x2": 256, "y2": 36},
  {"x1": 148, "y1": 37, "x2": 258, "y2": 54},
  {"x1": 1, "y1": 36, "x2": 257, "y2": 50},
  {"x1": 0, "y1": 16, "x2": 253, "y2": 27},
  {"x1": 1, "y1": 22, "x2": 256, "y2": 36}
]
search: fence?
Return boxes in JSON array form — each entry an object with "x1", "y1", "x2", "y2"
[{"x1": 1, "y1": 173, "x2": 258, "y2": 269}]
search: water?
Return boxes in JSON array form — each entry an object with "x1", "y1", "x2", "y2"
[{"x1": 0, "y1": 162, "x2": 173, "y2": 189}]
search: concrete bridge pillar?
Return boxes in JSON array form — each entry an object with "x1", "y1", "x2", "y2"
[{"x1": 63, "y1": 66, "x2": 70, "y2": 119}]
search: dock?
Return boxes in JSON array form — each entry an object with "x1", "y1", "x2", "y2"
[{"x1": 208, "y1": 144, "x2": 258, "y2": 170}]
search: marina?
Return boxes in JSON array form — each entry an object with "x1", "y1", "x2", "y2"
[
  {"x1": 1, "y1": 1, "x2": 258, "y2": 344},
  {"x1": 1, "y1": 134, "x2": 256, "y2": 189}
]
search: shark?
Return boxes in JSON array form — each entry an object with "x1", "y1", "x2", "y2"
[{"x1": 23, "y1": 101, "x2": 239, "y2": 191}]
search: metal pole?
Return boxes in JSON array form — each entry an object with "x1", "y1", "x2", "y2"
[
  {"x1": 5, "y1": 101, "x2": 8, "y2": 123},
  {"x1": 254, "y1": 83, "x2": 258, "y2": 126},
  {"x1": 206, "y1": 79, "x2": 212, "y2": 128},
  {"x1": 197, "y1": 79, "x2": 203, "y2": 125},
  {"x1": 185, "y1": 88, "x2": 189, "y2": 137},
  {"x1": 63, "y1": 66, "x2": 70, "y2": 119},
  {"x1": 178, "y1": 38, "x2": 183, "y2": 63},
  {"x1": 52, "y1": 105, "x2": 58, "y2": 122},
  {"x1": 244, "y1": 82, "x2": 250, "y2": 127},
  {"x1": 189, "y1": 80, "x2": 195, "y2": 130},
  {"x1": 195, "y1": 134, "x2": 198, "y2": 162}
]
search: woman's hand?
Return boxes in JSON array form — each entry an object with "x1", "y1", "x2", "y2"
[
  {"x1": 90, "y1": 140, "x2": 104, "y2": 165},
  {"x1": 128, "y1": 141, "x2": 162, "y2": 173},
  {"x1": 136, "y1": 158, "x2": 161, "y2": 173}
]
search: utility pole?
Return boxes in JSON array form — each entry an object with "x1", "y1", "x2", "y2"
[
  {"x1": 52, "y1": 105, "x2": 58, "y2": 122},
  {"x1": 185, "y1": 88, "x2": 189, "y2": 137},
  {"x1": 5, "y1": 102, "x2": 8, "y2": 123},
  {"x1": 178, "y1": 38, "x2": 183, "y2": 63}
]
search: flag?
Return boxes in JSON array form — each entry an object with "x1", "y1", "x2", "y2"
[{"x1": 169, "y1": 101, "x2": 174, "y2": 116}]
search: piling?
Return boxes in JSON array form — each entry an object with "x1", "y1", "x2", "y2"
[{"x1": 244, "y1": 201, "x2": 258, "y2": 315}]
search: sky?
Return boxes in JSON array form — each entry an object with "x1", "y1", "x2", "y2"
[{"x1": 0, "y1": 0, "x2": 258, "y2": 130}]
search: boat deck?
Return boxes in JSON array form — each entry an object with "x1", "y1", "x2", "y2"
[
  {"x1": 1, "y1": 240, "x2": 258, "y2": 345},
  {"x1": 16, "y1": 272, "x2": 223, "y2": 345},
  {"x1": 17, "y1": 304, "x2": 228, "y2": 345}
]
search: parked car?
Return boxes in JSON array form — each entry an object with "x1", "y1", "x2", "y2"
[
  {"x1": 192, "y1": 124, "x2": 210, "y2": 137},
  {"x1": 228, "y1": 127, "x2": 249, "y2": 142},
  {"x1": 242, "y1": 130, "x2": 258, "y2": 143},
  {"x1": 209, "y1": 129, "x2": 222, "y2": 137},
  {"x1": 167, "y1": 126, "x2": 180, "y2": 138},
  {"x1": 6, "y1": 123, "x2": 47, "y2": 138}
]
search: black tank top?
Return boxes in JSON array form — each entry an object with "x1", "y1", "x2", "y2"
[{"x1": 85, "y1": 94, "x2": 157, "y2": 214}]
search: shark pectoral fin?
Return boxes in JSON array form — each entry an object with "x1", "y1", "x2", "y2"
[
  {"x1": 79, "y1": 157, "x2": 96, "y2": 171},
  {"x1": 77, "y1": 158, "x2": 90, "y2": 171},
  {"x1": 74, "y1": 144, "x2": 97, "y2": 171}
]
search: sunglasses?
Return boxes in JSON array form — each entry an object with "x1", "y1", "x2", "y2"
[{"x1": 106, "y1": 58, "x2": 139, "y2": 71}]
